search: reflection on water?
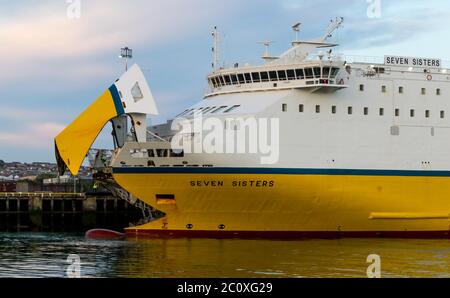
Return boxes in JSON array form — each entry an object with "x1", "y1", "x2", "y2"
[{"x1": 0, "y1": 233, "x2": 449, "y2": 278}]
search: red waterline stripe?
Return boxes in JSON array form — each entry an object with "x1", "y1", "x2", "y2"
[{"x1": 125, "y1": 229, "x2": 450, "y2": 239}]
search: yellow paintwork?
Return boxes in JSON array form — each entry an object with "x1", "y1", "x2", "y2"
[
  {"x1": 55, "y1": 89, "x2": 118, "y2": 175},
  {"x1": 113, "y1": 173, "x2": 450, "y2": 232}
]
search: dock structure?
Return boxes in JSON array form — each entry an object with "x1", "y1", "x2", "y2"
[{"x1": 0, "y1": 192, "x2": 143, "y2": 232}]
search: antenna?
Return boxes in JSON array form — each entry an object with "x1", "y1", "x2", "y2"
[
  {"x1": 211, "y1": 26, "x2": 221, "y2": 71},
  {"x1": 257, "y1": 40, "x2": 274, "y2": 58},
  {"x1": 119, "y1": 47, "x2": 133, "y2": 72},
  {"x1": 321, "y1": 17, "x2": 344, "y2": 42},
  {"x1": 292, "y1": 22, "x2": 301, "y2": 41},
  {"x1": 257, "y1": 41, "x2": 278, "y2": 62}
]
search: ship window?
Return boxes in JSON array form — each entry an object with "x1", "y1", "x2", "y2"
[
  {"x1": 211, "y1": 77, "x2": 218, "y2": 88},
  {"x1": 252, "y1": 72, "x2": 261, "y2": 83},
  {"x1": 379, "y1": 108, "x2": 384, "y2": 116},
  {"x1": 421, "y1": 88, "x2": 426, "y2": 95},
  {"x1": 399, "y1": 86, "x2": 404, "y2": 94},
  {"x1": 299, "y1": 104, "x2": 304, "y2": 112},
  {"x1": 224, "y1": 105, "x2": 240, "y2": 113},
  {"x1": 277, "y1": 70, "x2": 287, "y2": 81},
  {"x1": 260, "y1": 71, "x2": 269, "y2": 82},
  {"x1": 244, "y1": 73, "x2": 252, "y2": 83},
  {"x1": 332, "y1": 106, "x2": 337, "y2": 114},
  {"x1": 313, "y1": 67, "x2": 321, "y2": 78},
  {"x1": 331, "y1": 68, "x2": 340, "y2": 78},
  {"x1": 203, "y1": 107, "x2": 216, "y2": 114},
  {"x1": 410, "y1": 109, "x2": 415, "y2": 117},
  {"x1": 295, "y1": 69, "x2": 304, "y2": 79},
  {"x1": 364, "y1": 107, "x2": 369, "y2": 115},
  {"x1": 148, "y1": 149, "x2": 155, "y2": 158},
  {"x1": 322, "y1": 67, "x2": 330, "y2": 78},
  {"x1": 315, "y1": 105, "x2": 320, "y2": 113},
  {"x1": 286, "y1": 69, "x2": 296, "y2": 80},
  {"x1": 441, "y1": 111, "x2": 445, "y2": 119},
  {"x1": 218, "y1": 76, "x2": 225, "y2": 86},
  {"x1": 348, "y1": 106, "x2": 353, "y2": 115},
  {"x1": 230, "y1": 74, "x2": 238, "y2": 84},
  {"x1": 176, "y1": 109, "x2": 189, "y2": 117},
  {"x1": 282, "y1": 104, "x2": 287, "y2": 112},
  {"x1": 375, "y1": 67, "x2": 385, "y2": 74},
  {"x1": 224, "y1": 75, "x2": 231, "y2": 85},
  {"x1": 269, "y1": 71, "x2": 278, "y2": 81},
  {"x1": 238, "y1": 74, "x2": 245, "y2": 84},
  {"x1": 359, "y1": 84, "x2": 364, "y2": 91},
  {"x1": 304, "y1": 68, "x2": 313, "y2": 79},
  {"x1": 425, "y1": 110, "x2": 430, "y2": 118},
  {"x1": 211, "y1": 106, "x2": 227, "y2": 114},
  {"x1": 436, "y1": 88, "x2": 441, "y2": 95},
  {"x1": 381, "y1": 85, "x2": 386, "y2": 93},
  {"x1": 395, "y1": 109, "x2": 400, "y2": 117}
]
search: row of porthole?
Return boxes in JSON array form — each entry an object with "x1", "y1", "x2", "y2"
[
  {"x1": 186, "y1": 224, "x2": 226, "y2": 230},
  {"x1": 359, "y1": 84, "x2": 442, "y2": 96},
  {"x1": 282, "y1": 104, "x2": 447, "y2": 119}
]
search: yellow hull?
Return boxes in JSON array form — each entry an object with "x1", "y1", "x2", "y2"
[{"x1": 113, "y1": 168, "x2": 450, "y2": 238}]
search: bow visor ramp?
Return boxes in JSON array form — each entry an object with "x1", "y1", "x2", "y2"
[{"x1": 54, "y1": 64, "x2": 158, "y2": 176}]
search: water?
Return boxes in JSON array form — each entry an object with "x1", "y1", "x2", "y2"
[{"x1": 0, "y1": 232, "x2": 449, "y2": 278}]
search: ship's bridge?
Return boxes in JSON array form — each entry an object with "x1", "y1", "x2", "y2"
[
  {"x1": 205, "y1": 17, "x2": 348, "y2": 98},
  {"x1": 205, "y1": 60, "x2": 347, "y2": 98}
]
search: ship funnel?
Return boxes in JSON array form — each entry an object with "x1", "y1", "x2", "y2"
[{"x1": 54, "y1": 64, "x2": 158, "y2": 176}]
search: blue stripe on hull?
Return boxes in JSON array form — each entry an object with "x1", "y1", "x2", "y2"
[
  {"x1": 112, "y1": 167, "x2": 450, "y2": 177},
  {"x1": 109, "y1": 84, "x2": 125, "y2": 115}
]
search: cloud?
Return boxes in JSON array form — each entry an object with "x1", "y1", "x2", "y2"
[
  {"x1": 0, "y1": 0, "x2": 237, "y2": 83},
  {"x1": 0, "y1": 122, "x2": 65, "y2": 149}
]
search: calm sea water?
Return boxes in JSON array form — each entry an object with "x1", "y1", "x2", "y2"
[{"x1": 0, "y1": 232, "x2": 449, "y2": 278}]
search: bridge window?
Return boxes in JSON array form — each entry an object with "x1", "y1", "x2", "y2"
[
  {"x1": 282, "y1": 104, "x2": 287, "y2": 112},
  {"x1": 218, "y1": 76, "x2": 225, "y2": 86},
  {"x1": 425, "y1": 110, "x2": 430, "y2": 118},
  {"x1": 313, "y1": 67, "x2": 321, "y2": 78},
  {"x1": 244, "y1": 73, "x2": 252, "y2": 83},
  {"x1": 323, "y1": 67, "x2": 330, "y2": 78},
  {"x1": 224, "y1": 75, "x2": 231, "y2": 85},
  {"x1": 224, "y1": 105, "x2": 241, "y2": 113},
  {"x1": 238, "y1": 74, "x2": 245, "y2": 84},
  {"x1": 379, "y1": 108, "x2": 384, "y2": 116},
  {"x1": 277, "y1": 70, "x2": 287, "y2": 81},
  {"x1": 260, "y1": 71, "x2": 269, "y2": 82},
  {"x1": 230, "y1": 74, "x2": 238, "y2": 84},
  {"x1": 395, "y1": 109, "x2": 400, "y2": 117},
  {"x1": 252, "y1": 72, "x2": 261, "y2": 83},
  {"x1": 299, "y1": 104, "x2": 304, "y2": 112},
  {"x1": 269, "y1": 71, "x2": 278, "y2": 81},
  {"x1": 305, "y1": 68, "x2": 314, "y2": 79},
  {"x1": 436, "y1": 88, "x2": 441, "y2": 95},
  {"x1": 295, "y1": 69, "x2": 304, "y2": 79},
  {"x1": 330, "y1": 68, "x2": 340, "y2": 78},
  {"x1": 286, "y1": 69, "x2": 296, "y2": 80}
]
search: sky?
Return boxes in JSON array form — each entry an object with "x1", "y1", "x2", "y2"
[{"x1": 1, "y1": 0, "x2": 450, "y2": 162}]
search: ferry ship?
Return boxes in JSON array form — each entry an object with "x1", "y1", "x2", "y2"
[{"x1": 55, "y1": 18, "x2": 450, "y2": 238}]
